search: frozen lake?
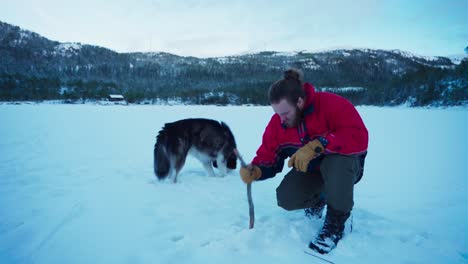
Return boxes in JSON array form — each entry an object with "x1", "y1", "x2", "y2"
[{"x1": 0, "y1": 104, "x2": 467, "y2": 263}]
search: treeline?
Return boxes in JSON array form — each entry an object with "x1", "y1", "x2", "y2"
[
  {"x1": 374, "y1": 59, "x2": 468, "y2": 106},
  {"x1": 318, "y1": 59, "x2": 468, "y2": 107},
  {"x1": 0, "y1": 72, "x2": 272, "y2": 104},
  {"x1": 0, "y1": 73, "x2": 121, "y2": 102},
  {"x1": 0, "y1": 60, "x2": 466, "y2": 106}
]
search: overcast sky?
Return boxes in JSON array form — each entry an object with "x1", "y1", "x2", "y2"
[{"x1": 1, "y1": 0, "x2": 466, "y2": 58}]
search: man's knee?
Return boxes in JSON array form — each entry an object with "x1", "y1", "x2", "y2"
[
  {"x1": 276, "y1": 185, "x2": 297, "y2": 211},
  {"x1": 276, "y1": 180, "x2": 323, "y2": 211}
]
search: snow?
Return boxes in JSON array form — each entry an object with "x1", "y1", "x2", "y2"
[
  {"x1": 54, "y1": 43, "x2": 82, "y2": 57},
  {"x1": 447, "y1": 54, "x2": 467, "y2": 65},
  {"x1": 270, "y1": 51, "x2": 299, "y2": 57},
  {"x1": 298, "y1": 58, "x2": 321, "y2": 70},
  {"x1": 320, "y1": 87, "x2": 366, "y2": 92},
  {"x1": 11, "y1": 31, "x2": 31, "y2": 45},
  {"x1": 214, "y1": 57, "x2": 243, "y2": 64},
  {"x1": 108, "y1": 94, "x2": 125, "y2": 100},
  {"x1": 0, "y1": 104, "x2": 467, "y2": 264},
  {"x1": 390, "y1": 49, "x2": 441, "y2": 62}
]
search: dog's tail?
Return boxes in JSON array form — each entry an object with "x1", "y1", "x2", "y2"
[{"x1": 154, "y1": 131, "x2": 170, "y2": 180}]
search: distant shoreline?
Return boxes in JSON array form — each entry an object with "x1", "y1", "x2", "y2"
[{"x1": 1, "y1": 100, "x2": 467, "y2": 109}]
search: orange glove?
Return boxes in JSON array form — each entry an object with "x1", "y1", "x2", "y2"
[
  {"x1": 288, "y1": 139, "x2": 325, "y2": 172},
  {"x1": 240, "y1": 165, "x2": 262, "y2": 184}
]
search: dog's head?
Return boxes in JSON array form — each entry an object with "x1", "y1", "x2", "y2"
[
  {"x1": 220, "y1": 122, "x2": 237, "y2": 169},
  {"x1": 202, "y1": 121, "x2": 237, "y2": 170}
]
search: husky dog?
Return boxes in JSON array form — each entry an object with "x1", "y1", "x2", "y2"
[{"x1": 154, "y1": 118, "x2": 237, "y2": 183}]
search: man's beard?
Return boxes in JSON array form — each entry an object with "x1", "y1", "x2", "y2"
[{"x1": 283, "y1": 106, "x2": 302, "y2": 128}]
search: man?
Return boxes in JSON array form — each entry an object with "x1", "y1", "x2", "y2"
[{"x1": 240, "y1": 68, "x2": 368, "y2": 254}]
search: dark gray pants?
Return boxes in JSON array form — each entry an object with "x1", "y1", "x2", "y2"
[{"x1": 276, "y1": 154, "x2": 361, "y2": 214}]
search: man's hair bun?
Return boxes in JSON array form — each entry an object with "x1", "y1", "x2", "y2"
[{"x1": 283, "y1": 68, "x2": 304, "y2": 83}]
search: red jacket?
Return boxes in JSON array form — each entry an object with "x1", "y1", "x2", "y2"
[{"x1": 252, "y1": 83, "x2": 368, "y2": 180}]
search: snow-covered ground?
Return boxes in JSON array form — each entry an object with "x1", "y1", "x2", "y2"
[{"x1": 0, "y1": 104, "x2": 467, "y2": 264}]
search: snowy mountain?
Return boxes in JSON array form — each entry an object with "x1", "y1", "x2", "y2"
[{"x1": 0, "y1": 20, "x2": 467, "y2": 106}]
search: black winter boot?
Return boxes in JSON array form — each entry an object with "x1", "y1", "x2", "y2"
[
  {"x1": 308, "y1": 207, "x2": 350, "y2": 254},
  {"x1": 304, "y1": 198, "x2": 325, "y2": 219}
]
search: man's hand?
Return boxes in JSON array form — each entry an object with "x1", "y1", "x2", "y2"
[
  {"x1": 240, "y1": 165, "x2": 262, "y2": 184},
  {"x1": 288, "y1": 139, "x2": 325, "y2": 172}
]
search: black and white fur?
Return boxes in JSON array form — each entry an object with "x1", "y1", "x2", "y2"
[{"x1": 154, "y1": 118, "x2": 237, "y2": 183}]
